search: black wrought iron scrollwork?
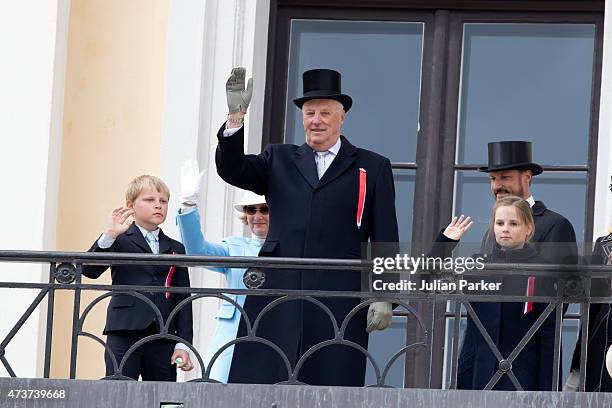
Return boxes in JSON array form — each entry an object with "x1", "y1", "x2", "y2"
[
  {"x1": 562, "y1": 276, "x2": 585, "y2": 299},
  {"x1": 0, "y1": 249, "x2": 610, "y2": 390},
  {"x1": 438, "y1": 272, "x2": 459, "y2": 294},
  {"x1": 54, "y1": 263, "x2": 76, "y2": 284},
  {"x1": 243, "y1": 268, "x2": 266, "y2": 289},
  {"x1": 498, "y1": 359, "x2": 512, "y2": 373}
]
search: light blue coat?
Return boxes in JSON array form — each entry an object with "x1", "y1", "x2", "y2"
[{"x1": 176, "y1": 208, "x2": 263, "y2": 383}]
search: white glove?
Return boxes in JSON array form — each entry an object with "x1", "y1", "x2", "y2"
[
  {"x1": 226, "y1": 67, "x2": 253, "y2": 114},
  {"x1": 366, "y1": 302, "x2": 393, "y2": 333},
  {"x1": 607, "y1": 345, "x2": 612, "y2": 378},
  {"x1": 180, "y1": 159, "x2": 205, "y2": 206},
  {"x1": 563, "y1": 369, "x2": 579, "y2": 392}
]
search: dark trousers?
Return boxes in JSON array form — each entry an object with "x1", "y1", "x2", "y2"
[
  {"x1": 571, "y1": 303, "x2": 612, "y2": 392},
  {"x1": 105, "y1": 325, "x2": 177, "y2": 381}
]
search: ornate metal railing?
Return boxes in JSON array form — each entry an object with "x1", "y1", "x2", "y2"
[{"x1": 0, "y1": 250, "x2": 610, "y2": 391}]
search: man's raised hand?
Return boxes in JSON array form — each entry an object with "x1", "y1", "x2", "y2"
[
  {"x1": 226, "y1": 67, "x2": 253, "y2": 114},
  {"x1": 105, "y1": 207, "x2": 134, "y2": 239}
]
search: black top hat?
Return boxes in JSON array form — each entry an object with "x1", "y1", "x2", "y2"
[
  {"x1": 478, "y1": 141, "x2": 543, "y2": 175},
  {"x1": 293, "y1": 69, "x2": 353, "y2": 112}
]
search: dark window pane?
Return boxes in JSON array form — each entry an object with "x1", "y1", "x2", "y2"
[
  {"x1": 456, "y1": 23, "x2": 596, "y2": 166},
  {"x1": 365, "y1": 316, "x2": 407, "y2": 387},
  {"x1": 394, "y1": 170, "x2": 415, "y2": 242},
  {"x1": 285, "y1": 20, "x2": 423, "y2": 162}
]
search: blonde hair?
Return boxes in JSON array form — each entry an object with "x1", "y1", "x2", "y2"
[
  {"x1": 125, "y1": 175, "x2": 170, "y2": 202},
  {"x1": 490, "y1": 195, "x2": 535, "y2": 241}
]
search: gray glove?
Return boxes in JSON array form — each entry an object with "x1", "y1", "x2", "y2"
[
  {"x1": 563, "y1": 369, "x2": 579, "y2": 391},
  {"x1": 226, "y1": 67, "x2": 253, "y2": 114},
  {"x1": 366, "y1": 302, "x2": 393, "y2": 332}
]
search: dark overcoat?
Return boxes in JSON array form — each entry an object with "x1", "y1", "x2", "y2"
[
  {"x1": 215, "y1": 124, "x2": 399, "y2": 386},
  {"x1": 457, "y1": 245, "x2": 556, "y2": 390},
  {"x1": 82, "y1": 223, "x2": 193, "y2": 344},
  {"x1": 570, "y1": 233, "x2": 612, "y2": 391},
  {"x1": 475, "y1": 200, "x2": 576, "y2": 390}
]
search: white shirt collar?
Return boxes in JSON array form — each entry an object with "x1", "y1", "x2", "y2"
[
  {"x1": 526, "y1": 195, "x2": 535, "y2": 207},
  {"x1": 135, "y1": 223, "x2": 160, "y2": 240},
  {"x1": 251, "y1": 235, "x2": 265, "y2": 244},
  {"x1": 327, "y1": 137, "x2": 341, "y2": 156},
  {"x1": 314, "y1": 137, "x2": 342, "y2": 156}
]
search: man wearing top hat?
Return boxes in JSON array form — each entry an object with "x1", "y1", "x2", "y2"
[
  {"x1": 214, "y1": 68, "x2": 399, "y2": 386},
  {"x1": 479, "y1": 140, "x2": 577, "y2": 391},
  {"x1": 479, "y1": 141, "x2": 577, "y2": 263}
]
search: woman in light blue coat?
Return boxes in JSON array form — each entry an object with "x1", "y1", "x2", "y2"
[{"x1": 177, "y1": 159, "x2": 268, "y2": 383}]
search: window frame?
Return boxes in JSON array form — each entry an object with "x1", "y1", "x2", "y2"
[{"x1": 263, "y1": 0, "x2": 604, "y2": 389}]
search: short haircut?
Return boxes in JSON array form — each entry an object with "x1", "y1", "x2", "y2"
[
  {"x1": 302, "y1": 99, "x2": 345, "y2": 114},
  {"x1": 490, "y1": 195, "x2": 535, "y2": 241},
  {"x1": 125, "y1": 175, "x2": 170, "y2": 202},
  {"x1": 331, "y1": 99, "x2": 345, "y2": 113},
  {"x1": 519, "y1": 169, "x2": 533, "y2": 187}
]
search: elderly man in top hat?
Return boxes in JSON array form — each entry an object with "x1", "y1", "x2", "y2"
[{"x1": 214, "y1": 68, "x2": 399, "y2": 386}]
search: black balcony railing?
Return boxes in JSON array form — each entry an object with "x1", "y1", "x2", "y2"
[{"x1": 0, "y1": 250, "x2": 610, "y2": 391}]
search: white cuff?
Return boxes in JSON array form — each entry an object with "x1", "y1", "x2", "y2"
[
  {"x1": 178, "y1": 207, "x2": 197, "y2": 215},
  {"x1": 174, "y1": 342, "x2": 190, "y2": 352},
  {"x1": 179, "y1": 195, "x2": 199, "y2": 206},
  {"x1": 97, "y1": 233, "x2": 115, "y2": 249},
  {"x1": 222, "y1": 124, "x2": 241, "y2": 137}
]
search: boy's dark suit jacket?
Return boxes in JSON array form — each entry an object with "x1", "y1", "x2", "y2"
[{"x1": 82, "y1": 223, "x2": 193, "y2": 345}]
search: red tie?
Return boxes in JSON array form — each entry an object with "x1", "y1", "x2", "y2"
[
  {"x1": 356, "y1": 168, "x2": 366, "y2": 228},
  {"x1": 524, "y1": 276, "x2": 535, "y2": 314},
  {"x1": 165, "y1": 252, "x2": 176, "y2": 299}
]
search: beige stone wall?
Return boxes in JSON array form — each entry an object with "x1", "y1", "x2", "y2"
[{"x1": 51, "y1": 0, "x2": 170, "y2": 379}]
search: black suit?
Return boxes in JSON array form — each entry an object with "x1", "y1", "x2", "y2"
[
  {"x1": 216, "y1": 125, "x2": 399, "y2": 386},
  {"x1": 525, "y1": 201, "x2": 578, "y2": 299},
  {"x1": 82, "y1": 223, "x2": 193, "y2": 381},
  {"x1": 570, "y1": 233, "x2": 612, "y2": 391}
]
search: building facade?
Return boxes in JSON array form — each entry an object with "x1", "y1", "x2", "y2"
[{"x1": 1, "y1": 0, "x2": 611, "y2": 386}]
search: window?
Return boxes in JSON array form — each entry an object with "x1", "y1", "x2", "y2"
[{"x1": 263, "y1": 0, "x2": 604, "y2": 388}]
